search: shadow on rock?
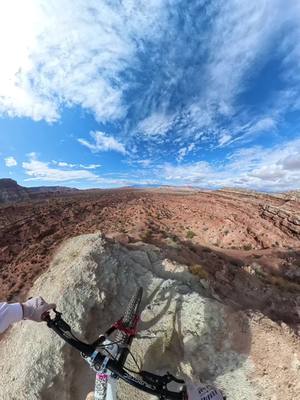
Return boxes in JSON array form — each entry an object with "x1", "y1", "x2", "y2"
[{"x1": 142, "y1": 236, "x2": 300, "y2": 329}]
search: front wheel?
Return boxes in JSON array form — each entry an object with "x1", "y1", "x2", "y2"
[{"x1": 115, "y1": 287, "x2": 143, "y2": 367}]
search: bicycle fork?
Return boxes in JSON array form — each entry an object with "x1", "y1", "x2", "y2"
[
  {"x1": 94, "y1": 340, "x2": 118, "y2": 400},
  {"x1": 94, "y1": 373, "x2": 117, "y2": 400}
]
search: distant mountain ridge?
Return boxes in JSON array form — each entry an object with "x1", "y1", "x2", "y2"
[
  {"x1": 0, "y1": 179, "x2": 77, "y2": 204},
  {"x1": 1, "y1": 179, "x2": 299, "y2": 205}
]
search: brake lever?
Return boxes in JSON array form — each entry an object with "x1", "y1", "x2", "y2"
[
  {"x1": 165, "y1": 372, "x2": 184, "y2": 384},
  {"x1": 43, "y1": 309, "x2": 71, "y2": 332},
  {"x1": 140, "y1": 370, "x2": 185, "y2": 386}
]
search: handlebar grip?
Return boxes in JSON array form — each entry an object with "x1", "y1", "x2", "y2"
[{"x1": 41, "y1": 311, "x2": 51, "y2": 322}]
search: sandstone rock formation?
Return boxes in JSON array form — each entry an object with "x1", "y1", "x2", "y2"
[
  {"x1": 0, "y1": 233, "x2": 299, "y2": 400},
  {"x1": 0, "y1": 179, "x2": 31, "y2": 204},
  {"x1": 261, "y1": 204, "x2": 300, "y2": 238}
]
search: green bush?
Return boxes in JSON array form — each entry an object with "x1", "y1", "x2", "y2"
[
  {"x1": 189, "y1": 264, "x2": 209, "y2": 279},
  {"x1": 186, "y1": 230, "x2": 196, "y2": 239}
]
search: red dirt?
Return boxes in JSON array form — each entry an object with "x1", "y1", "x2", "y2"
[{"x1": 0, "y1": 188, "x2": 299, "y2": 328}]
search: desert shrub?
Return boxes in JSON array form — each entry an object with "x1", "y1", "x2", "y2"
[
  {"x1": 254, "y1": 268, "x2": 265, "y2": 278},
  {"x1": 141, "y1": 230, "x2": 152, "y2": 241},
  {"x1": 189, "y1": 264, "x2": 209, "y2": 280},
  {"x1": 186, "y1": 230, "x2": 196, "y2": 239},
  {"x1": 165, "y1": 237, "x2": 179, "y2": 248},
  {"x1": 243, "y1": 244, "x2": 252, "y2": 251}
]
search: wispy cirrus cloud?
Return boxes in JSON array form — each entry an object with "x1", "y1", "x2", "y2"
[
  {"x1": 128, "y1": 0, "x2": 298, "y2": 147},
  {"x1": 1, "y1": 1, "x2": 298, "y2": 137},
  {"x1": 78, "y1": 131, "x2": 126, "y2": 154},
  {"x1": 137, "y1": 113, "x2": 175, "y2": 137},
  {"x1": 215, "y1": 117, "x2": 278, "y2": 148},
  {"x1": 217, "y1": 133, "x2": 232, "y2": 147},
  {"x1": 0, "y1": 0, "x2": 168, "y2": 123}
]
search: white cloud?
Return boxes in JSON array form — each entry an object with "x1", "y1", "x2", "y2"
[
  {"x1": 176, "y1": 143, "x2": 196, "y2": 162},
  {"x1": 237, "y1": 117, "x2": 278, "y2": 141},
  {"x1": 78, "y1": 131, "x2": 126, "y2": 154},
  {"x1": 137, "y1": 113, "x2": 174, "y2": 136},
  {"x1": 52, "y1": 160, "x2": 101, "y2": 169},
  {"x1": 52, "y1": 161, "x2": 76, "y2": 168},
  {"x1": 280, "y1": 153, "x2": 300, "y2": 171},
  {"x1": 0, "y1": 0, "x2": 167, "y2": 122},
  {"x1": 163, "y1": 161, "x2": 211, "y2": 183},
  {"x1": 188, "y1": 143, "x2": 195, "y2": 152},
  {"x1": 0, "y1": 1, "x2": 59, "y2": 121},
  {"x1": 160, "y1": 138, "x2": 300, "y2": 191},
  {"x1": 218, "y1": 133, "x2": 232, "y2": 147},
  {"x1": 0, "y1": 0, "x2": 299, "y2": 159},
  {"x1": 250, "y1": 167, "x2": 286, "y2": 181},
  {"x1": 249, "y1": 117, "x2": 277, "y2": 133},
  {"x1": 217, "y1": 116, "x2": 278, "y2": 148},
  {"x1": 4, "y1": 156, "x2": 17, "y2": 167},
  {"x1": 80, "y1": 164, "x2": 101, "y2": 170},
  {"x1": 206, "y1": 2, "x2": 282, "y2": 110},
  {"x1": 170, "y1": 2, "x2": 297, "y2": 147},
  {"x1": 23, "y1": 154, "x2": 99, "y2": 182},
  {"x1": 177, "y1": 147, "x2": 187, "y2": 162},
  {"x1": 22, "y1": 153, "x2": 160, "y2": 187},
  {"x1": 136, "y1": 159, "x2": 151, "y2": 167}
]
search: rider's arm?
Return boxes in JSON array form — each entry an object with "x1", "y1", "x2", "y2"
[
  {"x1": 0, "y1": 302, "x2": 23, "y2": 333},
  {"x1": 0, "y1": 297, "x2": 56, "y2": 334}
]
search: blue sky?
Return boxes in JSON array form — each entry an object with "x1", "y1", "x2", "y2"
[{"x1": 0, "y1": 0, "x2": 300, "y2": 191}]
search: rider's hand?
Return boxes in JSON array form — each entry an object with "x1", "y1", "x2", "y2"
[
  {"x1": 22, "y1": 296, "x2": 56, "y2": 322},
  {"x1": 186, "y1": 382, "x2": 225, "y2": 400}
]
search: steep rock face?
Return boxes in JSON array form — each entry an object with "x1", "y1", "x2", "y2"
[
  {"x1": 0, "y1": 233, "x2": 299, "y2": 400},
  {"x1": 0, "y1": 179, "x2": 30, "y2": 204},
  {"x1": 261, "y1": 204, "x2": 300, "y2": 238}
]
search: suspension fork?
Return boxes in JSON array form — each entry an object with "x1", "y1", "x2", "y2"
[{"x1": 93, "y1": 340, "x2": 118, "y2": 400}]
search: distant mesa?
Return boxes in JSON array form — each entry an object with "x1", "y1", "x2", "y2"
[
  {"x1": 0, "y1": 178, "x2": 77, "y2": 204},
  {"x1": 0, "y1": 179, "x2": 31, "y2": 204}
]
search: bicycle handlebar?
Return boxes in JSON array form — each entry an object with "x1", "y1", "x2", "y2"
[{"x1": 44, "y1": 311, "x2": 187, "y2": 400}]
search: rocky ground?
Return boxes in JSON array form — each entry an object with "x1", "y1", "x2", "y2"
[
  {"x1": 0, "y1": 233, "x2": 299, "y2": 400},
  {"x1": 0, "y1": 188, "x2": 299, "y2": 330}
]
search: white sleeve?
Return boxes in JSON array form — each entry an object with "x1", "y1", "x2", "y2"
[{"x1": 0, "y1": 302, "x2": 23, "y2": 333}]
